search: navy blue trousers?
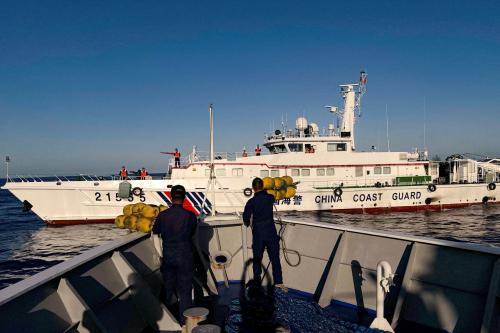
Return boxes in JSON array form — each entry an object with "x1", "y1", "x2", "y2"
[
  {"x1": 161, "y1": 248, "x2": 193, "y2": 325},
  {"x1": 252, "y1": 232, "x2": 283, "y2": 285}
]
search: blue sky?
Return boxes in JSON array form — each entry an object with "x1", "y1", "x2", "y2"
[{"x1": 1, "y1": 0, "x2": 499, "y2": 175}]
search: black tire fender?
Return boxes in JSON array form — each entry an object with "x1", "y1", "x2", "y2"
[
  {"x1": 132, "y1": 187, "x2": 143, "y2": 196},
  {"x1": 333, "y1": 187, "x2": 343, "y2": 197},
  {"x1": 428, "y1": 184, "x2": 437, "y2": 192},
  {"x1": 482, "y1": 196, "x2": 489, "y2": 204},
  {"x1": 488, "y1": 183, "x2": 496, "y2": 191},
  {"x1": 243, "y1": 188, "x2": 253, "y2": 197}
]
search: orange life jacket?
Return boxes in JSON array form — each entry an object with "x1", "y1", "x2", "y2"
[
  {"x1": 255, "y1": 147, "x2": 261, "y2": 154},
  {"x1": 174, "y1": 151, "x2": 181, "y2": 158},
  {"x1": 140, "y1": 170, "x2": 147, "y2": 177},
  {"x1": 120, "y1": 169, "x2": 127, "y2": 177}
]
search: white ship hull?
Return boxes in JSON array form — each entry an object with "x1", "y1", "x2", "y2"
[
  {"x1": 4, "y1": 178, "x2": 498, "y2": 225},
  {"x1": 4, "y1": 73, "x2": 499, "y2": 225}
]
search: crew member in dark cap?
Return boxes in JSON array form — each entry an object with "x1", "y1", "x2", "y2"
[
  {"x1": 153, "y1": 185, "x2": 197, "y2": 325},
  {"x1": 243, "y1": 177, "x2": 285, "y2": 290}
]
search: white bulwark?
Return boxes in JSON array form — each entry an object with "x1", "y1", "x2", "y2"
[{"x1": 3, "y1": 73, "x2": 500, "y2": 224}]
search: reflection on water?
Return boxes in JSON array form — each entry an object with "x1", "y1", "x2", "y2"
[
  {"x1": 1, "y1": 185, "x2": 500, "y2": 290},
  {"x1": 0, "y1": 188, "x2": 128, "y2": 289}
]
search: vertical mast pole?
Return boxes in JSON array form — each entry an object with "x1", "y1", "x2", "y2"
[
  {"x1": 386, "y1": 104, "x2": 391, "y2": 152},
  {"x1": 209, "y1": 104, "x2": 215, "y2": 215}
]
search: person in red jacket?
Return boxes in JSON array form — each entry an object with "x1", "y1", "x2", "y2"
[
  {"x1": 140, "y1": 167, "x2": 148, "y2": 180},
  {"x1": 255, "y1": 145, "x2": 262, "y2": 156},
  {"x1": 119, "y1": 166, "x2": 128, "y2": 180}
]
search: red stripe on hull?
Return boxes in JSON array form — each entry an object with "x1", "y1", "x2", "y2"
[
  {"x1": 333, "y1": 201, "x2": 499, "y2": 214},
  {"x1": 45, "y1": 218, "x2": 115, "y2": 226}
]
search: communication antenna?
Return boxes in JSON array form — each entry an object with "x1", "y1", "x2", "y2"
[
  {"x1": 5, "y1": 156, "x2": 10, "y2": 181},
  {"x1": 385, "y1": 104, "x2": 391, "y2": 152},
  {"x1": 423, "y1": 97, "x2": 427, "y2": 150}
]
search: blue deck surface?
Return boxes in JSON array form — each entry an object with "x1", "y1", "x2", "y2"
[{"x1": 212, "y1": 282, "x2": 385, "y2": 333}]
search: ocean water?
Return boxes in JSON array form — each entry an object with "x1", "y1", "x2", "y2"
[{"x1": 1, "y1": 180, "x2": 499, "y2": 290}]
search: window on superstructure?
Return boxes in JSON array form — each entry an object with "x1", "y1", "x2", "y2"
[
  {"x1": 288, "y1": 144, "x2": 303, "y2": 152},
  {"x1": 302, "y1": 169, "x2": 310, "y2": 176},
  {"x1": 327, "y1": 143, "x2": 336, "y2": 152},
  {"x1": 291, "y1": 169, "x2": 300, "y2": 177},
  {"x1": 316, "y1": 168, "x2": 325, "y2": 176},
  {"x1": 383, "y1": 167, "x2": 391, "y2": 174},
  {"x1": 355, "y1": 167, "x2": 363, "y2": 177},
  {"x1": 326, "y1": 168, "x2": 335, "y2": 176},
  {"x1": 336, "y1": 143, "x2": 346, "y2": 151},
  {"x1": 269, "y1": 144, "x2": 287, "y2": 154},
  {"x1": 271, "y1": 170, "x2": 280, "y2": 177},
  {"x1": 216, "y1": 168, "x2": 226, "y2": 177},
  {"x1": 232, "y1": 168, "x2": 243, "y2": 177},
  {"x1": 260, "y1": 170, "x2": 269, "y2": 178},
  {"x1": 374, "y1": 166, "x2": 382, "y2": 175}
]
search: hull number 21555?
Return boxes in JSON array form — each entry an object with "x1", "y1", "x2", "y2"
[{"x1": 94, "y1": 192, "x2": 145, "y2": 202}]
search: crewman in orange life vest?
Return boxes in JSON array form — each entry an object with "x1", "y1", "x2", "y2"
[
  {"x1": 174, "y1": 148, "x2": 181, "y2": 168},
  {"x1": 255, "y1": 145, "x2": 262, "y2": 156},
  {"x1": 119, "y1": 166, "x2": 128, "y2": 180},
  {"x1": 140, "y1": 167, "x2": 148, "y2": 180}
]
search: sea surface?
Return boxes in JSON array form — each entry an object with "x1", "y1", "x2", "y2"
[{"x1": 1, "y1": 179, "x2": 500, "y2": 290}]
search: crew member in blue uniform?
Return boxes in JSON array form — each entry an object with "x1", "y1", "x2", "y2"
[
  {"x1": 243, "y1": 177, "x2": 285, "y2": 288},
  {"x1": 153, "y1": 185, "x2": 197, "y2": 325}
]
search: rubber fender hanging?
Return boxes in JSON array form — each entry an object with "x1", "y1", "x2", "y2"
[
  {"x1": 482, "y1": 196, "x2": 489, "y2": 204},
  {"x1": 333, "y1": 187, "x2": 343, "y2": 197},
  {"x1": 132, "y1": 187, "x2": 143, "y2": 196},
  {"x1": 375, "y1": 182, "x2": 382, "y2": 188},
  {"x1": 488, "y1": 183, "x2": 496, "y2": 191},
  {"x1": 428, "y1": 184, "x2": 437, "y2": 192},
  {"x1": 243, "y1": 188, "x2": 253, "y2": 197},
  {"x1": 425, "y1": 198, "x2": 432, "y2": 205}
]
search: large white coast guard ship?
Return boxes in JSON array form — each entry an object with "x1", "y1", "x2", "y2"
[{"x1": 3, "y1": 72, "x2": 500, "y2": 225}]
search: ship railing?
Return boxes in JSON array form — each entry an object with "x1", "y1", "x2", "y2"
[
  {"x1": 7, "y1": 174, "x2": 114, "y2": 183},
  {"x1": 168, "y1": 151, "x2": 265, "y2": 168}
]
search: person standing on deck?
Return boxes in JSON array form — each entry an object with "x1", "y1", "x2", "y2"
[
  {"x1": 243, "y1": 177, "x2": 285, "y2": 290},
  {"x1": 255, "y1": 145, "x2": 262, "y2": 156},
  {"x1": 119, "y1": 166, "x2": 128, "y2": 180},
  {"x1": 161, "y1": 148, "x2": 182, "y2": 168},
  {"x1": 153, "y1": 185, "x2": 197, "y2": 326},
  {"x1": 139, "y1": 167, "x2": 148, "y2": 180}
]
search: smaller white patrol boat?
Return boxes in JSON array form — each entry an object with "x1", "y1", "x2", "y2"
[{"x1": 2, "y1": 72, "x2": 499, "y2": 224}]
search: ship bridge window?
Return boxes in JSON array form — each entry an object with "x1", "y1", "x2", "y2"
[
  {"x1": 232, "y1": 168, "x2": 243, "y2": 177},
  {"x1": 268, "y1": 144, "x2": 287, "y2": 154},
  {"x1": 216, "y1": 168, "x2": 226, "y2": 177},
  {"x1": 288, "y1": 144, "x2": 303, "y2": 152},
  {"x1": 291, "y1": 169, "x2": 300, "y2": 177},
  {"x1": 301, "y1": 169, "x2": 310, "y2": 176},
  {"x1": 355, "y1": 167, "x2": 363, "y2": 177},
  {"x1": 374, "y1": 166, "x2": 382, "y2": 175},
  {"x1": 260, "y1": 170, "x2": 269, "y2": 178},
  {"x1": 316, "y1": 168, "x2": 325, "y2": 176},
  {"x1": 326, "y1": 168, "x2": 335, "y2": 176},
  {"x1": 305, "y1": 144, "x2": 315, "y2": 153},
  {"x1": 327, "y1": 143, "x2": 347, "y2": 152},
  {"x1": 271, "y1": 170, "x2": 280, "y2": 177},
  {"x1": 383, "y1": 167, "x2": 391, "y2": 174}
]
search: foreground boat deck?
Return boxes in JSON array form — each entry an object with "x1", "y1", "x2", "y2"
[{"x1": 0, "y1": 218, "x2": 499, "y2": 332}]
